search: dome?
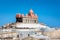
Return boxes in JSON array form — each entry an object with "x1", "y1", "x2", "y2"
[
  {"x1": 16, "y1": 14, "x2": 21, "y2": 18},
  {"x1": 29, "y1": 9, "x2": 33, "y2": 13}
]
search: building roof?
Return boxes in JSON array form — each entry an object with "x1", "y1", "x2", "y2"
[{"x1": 16, "y1": 9, "x2": 38, "y2": 18}]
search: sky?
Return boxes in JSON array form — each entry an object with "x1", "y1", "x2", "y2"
[{"x1": 0, "y1": 0, "x2": 60, "y2": 28}]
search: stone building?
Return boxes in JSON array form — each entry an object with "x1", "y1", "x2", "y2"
[{"x1": 16, "y1": 9, "x2": 38, "y2": 23}]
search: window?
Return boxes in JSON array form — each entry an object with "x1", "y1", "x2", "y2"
[
  {"x1": 34, "y1": 20, "x2": 36, "y2": 23},
  {"x1": 26, "y1": 20, "x2": 27, "y2": 23},
  {"x1": 16, "y1": 18, "x2": 22, "y2": 22}
]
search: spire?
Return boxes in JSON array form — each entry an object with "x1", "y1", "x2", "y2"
[
  {"x1": 29, "y1": 9, "x2": 33, "y2": 13},
  {"x1": 28, "y1": 9, "x2": 35, "y2": 17}
]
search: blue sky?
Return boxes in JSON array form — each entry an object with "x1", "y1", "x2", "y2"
[{"x1": 0, "y1": 0, "x2": 60, "y2": 28}]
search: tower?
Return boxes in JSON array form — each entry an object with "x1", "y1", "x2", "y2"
[{"x1": 16, "y1": 13, "x2": 23, "y2": 22}]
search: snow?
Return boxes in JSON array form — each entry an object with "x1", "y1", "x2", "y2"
[
  {"x1": 16, "y1": 23, "x2": 47, "y2": 28},
  {"x1": 30, "y1": 34, "x2": 49, "y2": 39}
]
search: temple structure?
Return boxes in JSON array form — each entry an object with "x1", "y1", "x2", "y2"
[
  {"x1": 16, "y1": 9, "x2": 38, "y2": 23},
  {"x1": 0, "y1": 9, "x2": 52, "y2": 40}
]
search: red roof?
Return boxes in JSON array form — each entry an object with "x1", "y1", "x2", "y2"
[
  {"x1": 16, "y1": 14, "x2": 21, "y2": 18},
  {"x1": 16, "y1": 9, "x2": 38, "y2": 18},
  {"x1": 27, "y1": 9, "x2": 38, "y2": 18}
]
